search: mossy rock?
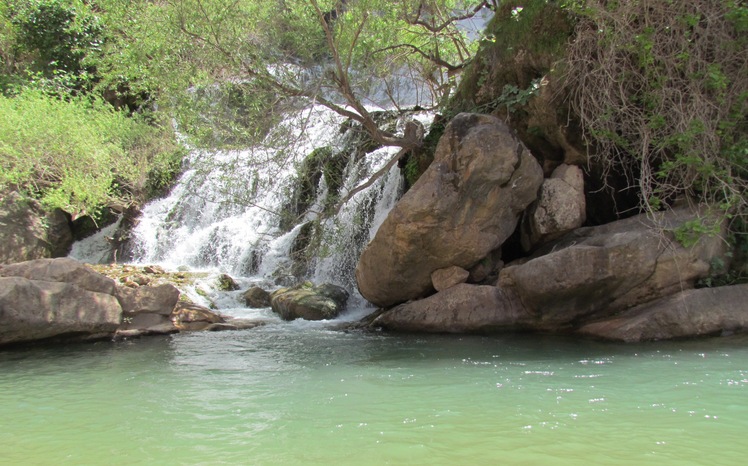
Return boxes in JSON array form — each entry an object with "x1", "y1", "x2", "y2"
[{"x1": 270, "y1": 282, "x2": 349, "y2": 321}]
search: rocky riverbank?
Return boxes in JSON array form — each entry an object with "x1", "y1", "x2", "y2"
[
  {"x1": 0, "y1": 258, "x2": 262, "y2": 347},
  {"x1": 354, "y1": 113, "x2": 748, "y2": 341}
]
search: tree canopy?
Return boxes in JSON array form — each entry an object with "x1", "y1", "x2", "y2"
[{"x1": 93, "y1": 0, "x2": 493, "y2": 148}]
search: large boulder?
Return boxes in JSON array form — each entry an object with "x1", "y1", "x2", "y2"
[
  {"x1": 0, "y1": 276, "x2": 122, "y2": 345},
  {"x1": 498, "y1": 207, "x2": 728, "y2": 329},
  {"x1": 0, "y1": 192, "x2": 73, "y2": 264},
  {"x1": 372, "y1": 283, "x2": 532, "y2": 333},
  {"x1": 0, "y1": 257, "x2": 116, "y2": 295},
  {"x1": 271, "y1": 282, "x2": 349, "y2": 321},
  {"x1": 356, "y1": 113, "x2": 543, "y2": 307},
  {"x1": 577, "y1": 284, "x2": 748, "y2": 341}
]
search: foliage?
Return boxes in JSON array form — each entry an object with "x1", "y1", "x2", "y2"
[
  {"x1": 564, "y1": 0, "x2": 748, "y2": 234},
  {"x1": 4, "y1": 0, "x2": 103, "y2": 91},
  {"x1": 94, "y1": 0, "x2": 489, "y2": 146},
  {"x1": 0, "y1": 87, "x2": 182, "y2": 219}
]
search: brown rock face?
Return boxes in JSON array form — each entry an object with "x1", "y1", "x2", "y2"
[
  {"x1": 499, "y1": 207, "x2": 727, "y2": 329},
  {"x1": 521, "y1": 164, "x2": 586, "y2": 251},
  {"x1": 431, "y1": 266, "x2": 470, "y2": 292},
  {"x1": 578, "y1": 284, "x2": 748, "y2": 341},
  {"x1": 0, "y1": 276, "x2": 122, "y2": 345},
  {"x1": 372, "y1": 283, "x2": 531, "y2": 333},
  {"x1": 243, "y1": 286, "x2": 271, "y2": 308},
  {"x1": 0, "y1": 192, "x2": 73, "y2": 264},
  {"x1": 0, "y1": 257, "x2": 116, "y2": 295},
  {"x1": 356, "y1": 113, "x2": 543, "y2": 307}
]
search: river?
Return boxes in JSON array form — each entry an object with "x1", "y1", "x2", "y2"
[{"x1": 2, "y1": 317, "x2": 747, "y2": 465}]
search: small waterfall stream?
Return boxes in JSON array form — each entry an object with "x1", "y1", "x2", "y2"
[{"x1": 71, "y1": 103, "x2": 432, "y2": 308}]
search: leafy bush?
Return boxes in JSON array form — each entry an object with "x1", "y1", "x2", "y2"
[{"x1": 0, "y1": 87, "x2": 181, "y2": 219}]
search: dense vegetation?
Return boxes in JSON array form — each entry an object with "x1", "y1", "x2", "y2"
[
  {"x1": 0, "y1": 0, "x2": 183, "y2": 220},
  {"x1": 1, "y1": 0, "x2": 491, "y2": 220},
  {"x1": 0, "y1": 0, "x2": 745, "y2": 268}
]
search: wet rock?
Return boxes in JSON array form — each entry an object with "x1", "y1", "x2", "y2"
[
  {"x1": 172, "y1": 302, "x2": 226, "y2": 331},
  {"x1": 217, "y1": 273, "x2": 240, "y2": 291},
  {"x1": 271, "y1": 282, "x2": 349, "y2": 321},
  {"x1": 356, "y1": 113, "x2": 543, "y2": 307},
  {"x1": 243, "y1": 286, "x2": 271, "y2": 308}
]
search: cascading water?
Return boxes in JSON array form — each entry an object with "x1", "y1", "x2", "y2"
[{"x1": 72, "y1": 102, "x2": 432, "y2": 309}]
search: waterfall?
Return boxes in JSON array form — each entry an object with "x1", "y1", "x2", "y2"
[{"x1": 72, "y1": 103, "x2": 432, "y2": 304}]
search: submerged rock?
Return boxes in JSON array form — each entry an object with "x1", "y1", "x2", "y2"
[
  {"x1": 271, "y1": 282, "x2": 349, "y2": 321},
  {"x1": 356, "y1": 113, "x2": 543, "y2": 308}
]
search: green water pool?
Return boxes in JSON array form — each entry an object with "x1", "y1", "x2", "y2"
[{"x1": 1, "y1": 323, "x2": 747, "y2": 465}]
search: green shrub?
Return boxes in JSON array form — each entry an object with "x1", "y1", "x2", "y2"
[{"x1": 0, "y1": 87, "x2": 181, "y2": 219}]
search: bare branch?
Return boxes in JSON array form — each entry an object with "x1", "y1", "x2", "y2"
[{"x1": 404, "y1": 1, "x2": 489, "y2": 33}]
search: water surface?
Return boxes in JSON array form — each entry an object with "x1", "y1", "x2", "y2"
[{"x1": 1, "y1": 325, "x2": 747, "y2": 465}]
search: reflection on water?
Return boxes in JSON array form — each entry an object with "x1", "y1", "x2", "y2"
[{"x1": 1, "y1": 327, "x2": 748, "y2": 465}]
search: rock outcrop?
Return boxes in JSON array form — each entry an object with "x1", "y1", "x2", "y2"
[
  {"x1": 0, "y1": 258, "x2": 234, "y2": 346},
  {"x1": 271, "y1": 282, "x2": 349, "y2": 321},
  {"x1": 0, "y1": 276, "x2": 122, "y2": 345},
  {"x1": 578, "y1": 284, "x2": 748, "y2": 341},
  {"x1": 372, "y1": 284, "x2": 531, "y2": 333},
  {"x1": 369, "y1": 207, "x2": 740, "y2": 341},
  {"x1": 356, "y1": 113, "x2": 543, "y2": 307},
  {"x1": 0, "y1": 192, "x2": 73, "y2": 264},
  {"x1": 500, "y1": 207, "x2": 726, "y2": 329},
  {"x1": 0, "y1": 259, "x2": 121, "y2": 345}
]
